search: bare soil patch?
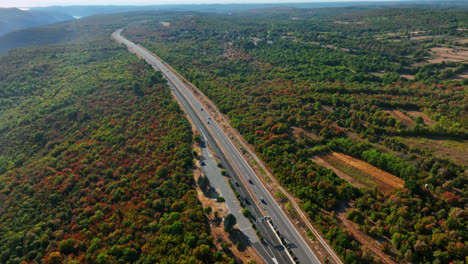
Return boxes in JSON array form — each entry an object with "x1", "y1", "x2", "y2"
[
  {"x1": 291, "y1": 126, "x2": 321, "y2": 140},
  {"x1": 456, "y1": 39, "x2": 468, "y2": 44},
  {"x1": 428, "y1": 47, "x2": 468, "y2": 63},
  {"x1": 314, "y1": 152, "x2": 404, "y2": 194},
  {"x1": 384, "y1": 110, "x2": 415, "y2": 127},
  {"x1": 449, "y1": 71, "x2": 468, "y2": 80},
  {"x1": 370, "y1": 71, "x2": 385, "y2": 77},
  {"x1": 334, "y1": 21, "x2": 350, "y2": 25},
  {"x1": 159, "y1": 22, "x2": 170, "y2": 27},
  {"x1": 307, "y1": 41, "x2": 350, "y2": 52},
  {"x1": 322, "y1": 105, "x2": 334, "y2": 112},
  {"x1": 406, "y1": 111, "x2": 435, "y2": 125},
  {"x1": 410, "y1": 35, "x2": 435, "y2": 41},
  {"x1": 400, "y1": 74, "x2": 415, "y2": 80}
]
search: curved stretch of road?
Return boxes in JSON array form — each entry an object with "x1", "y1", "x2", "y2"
[{"x1": 113, "y1": 28, "x2": 321, "y2": 264}]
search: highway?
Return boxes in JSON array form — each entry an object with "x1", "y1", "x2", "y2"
[{"x1": 113, "y1": 28, "x2": 321, "y2": 264}]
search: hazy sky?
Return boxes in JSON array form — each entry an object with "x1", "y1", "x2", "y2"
[{"x1": 1, "y1": 0, "x2": 392, "y2": 8}]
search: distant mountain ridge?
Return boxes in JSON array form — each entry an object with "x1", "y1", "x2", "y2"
[
  {"x1": 28, "y1": 0, "x2": 468, "y2": 17},
  {"x1": 0, "y1": 8, "x2": 74, "y2": 36}
]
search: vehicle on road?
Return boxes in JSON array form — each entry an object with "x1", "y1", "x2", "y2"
[
  {"x1": 248, "y1": 179, "x2": 253, "y2": 184},
  {"x1": 235, "y1": 181, "x2": 239, "y2": 186},
  {"x1": 244, "y1": 197, "x2": 250, "y2": 205},
  {"x1": 260, "y1": 197, "x2": 266, "y2": 204},
  {"x1": 200, "y1": 160, "x2": 205, "y2": 166}
]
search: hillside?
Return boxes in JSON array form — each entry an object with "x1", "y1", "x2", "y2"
[
  {"x1": 0, "y1": 8, "x2": 73, "y2": 36},
  {"x1": 0, "y1": 14, "x2": 231, "y2": 264},
  {"x1": 0, "y1": 10, "x2": 185, "y2": 54}
]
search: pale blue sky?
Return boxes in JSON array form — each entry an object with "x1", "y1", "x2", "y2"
[{"x1": 1, "y1": 0, "x2": 393, "y2": 8}]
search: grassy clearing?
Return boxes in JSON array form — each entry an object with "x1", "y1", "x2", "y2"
[
  {"x1": 331, "y1": 160, "x2": 376, "y2": 188},
  {"x1": 314, "y1": 152, "x2": 404, "y2": 193},
  {"x1": 400, "y1": 136, "x2": 468, "y2": 166}
]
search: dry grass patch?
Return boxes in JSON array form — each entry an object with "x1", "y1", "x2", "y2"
[
  {"x1": 410, "y1": 35, "x2": 435, "y2": 41},
  {"x1": 370, "y1": 71, "x2": 385, "y2": 77},
  {"x1": 400, "y1": 74, "x2": 415, "y2": 80},
  {"x1": 322, "y1": 105, "x2": 334, "y2": 112},
  {"x1": 334, "y1": 21, "x2": 350, "y2": 24},
  {"x1": 291, "y1": 126, "x2": 321, "y2": 140},
  {"x1": 428, "y1": 47, "x2": 468, "y2": 63},
  {"x1": 384, "y1": 110, "x2": 415, "y2": 127},
  {"x1": 313, "y1": 152, "x2": 404, "y2": 194},
  {"x1": 400, "y1": 137, "x2": 468, "y2": 166},
  {"x1": 449, "y1": 71, "x2": 468, "y2": 80},
  {"x1": 159, "y1": 22, "x2": 170, "y2": 27}
]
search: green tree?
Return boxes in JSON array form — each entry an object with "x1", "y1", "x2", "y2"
[
  {"x1": 224, "y1": 214, "x2": 237, "y2": 233},
  {"x1": 414, "y1": 116, "x2": 424, "y2": 125},
  {"x1": 242, "y1": 208, "x2": 251, "y2": 218},
  {"x1": 198, "y1": 175, "x2": 210, "y2": 191}
]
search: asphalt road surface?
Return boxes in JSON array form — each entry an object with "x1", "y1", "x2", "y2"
[{"x1": 113, "y1": 28, "x2": 321, "y2": 264}]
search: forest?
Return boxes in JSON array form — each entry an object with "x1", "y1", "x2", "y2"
[
  {"x1": 0, "y1": 14, "x2": 232, "y2": 264},
  {"x1": 0, "y1": 4, "x2": 467, "y2": 264},
  {"x1": 122, "y1": 6, "x2": 468, "y2": 264}
]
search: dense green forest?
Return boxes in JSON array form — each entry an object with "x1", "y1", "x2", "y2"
[
  {"x1": 0, "y1": 15, "x2": 232, "y2": 264},
  {"x1": 123, "y1": 6, "x2": 468, "y2": 263}
]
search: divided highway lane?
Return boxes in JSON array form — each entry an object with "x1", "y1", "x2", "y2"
[
  {"x1": 169, "y1": 81, "x2": 290, "y2": 264},
  {"x1": 113, "y1": 28, "x2": 290, "y2": 264},
  {"x1": 113, "y1": 28, "x2": 321, "y2": 264}
]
